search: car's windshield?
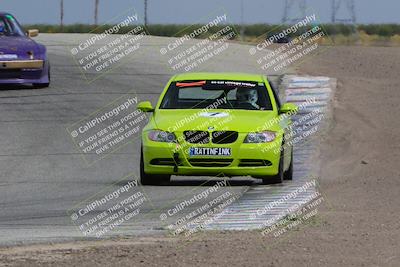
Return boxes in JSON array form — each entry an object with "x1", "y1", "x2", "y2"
[
  {"x1": 160, "y1": 80, "x2": 273, "y2": 110},
  {"x1": 0, "y1": 15, "x2": 25, "y2": 37}
]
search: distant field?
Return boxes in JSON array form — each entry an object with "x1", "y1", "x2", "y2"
[{"x1": 23, "y1": 23, "x2": 400, "y2": 46}]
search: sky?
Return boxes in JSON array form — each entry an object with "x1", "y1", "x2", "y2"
[{"x1": 0, "y1": 0, "x2": 398, "y2": 25}]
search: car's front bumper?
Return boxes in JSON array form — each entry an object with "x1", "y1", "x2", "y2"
[
  {"x1": 142, "y1": 136, "x2": 283, "y2": 177},
  {"x1": 0, "y1": 60, "x2": 49, "y2": 84}
]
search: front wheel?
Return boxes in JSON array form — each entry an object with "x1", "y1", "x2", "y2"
[
  {"x1": 33, "y1": 64, "x2": 50, "y2": 89},
  {"x1": 284, "y1": 150, "x2": 293, "y2": 180},
  {"x1": 262, "y1": 150, "x2": 284, "y2": 185},
  {"x1": 33, "y1": 82, "x2": 50, "y2": 89},
  {"x1": 140, "y1": 148, "x2": 170, "y2": 185}
]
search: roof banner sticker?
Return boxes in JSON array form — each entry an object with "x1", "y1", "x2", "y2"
[
  {"x1": 209, "y1": 81, "x2": 257, "y2": 87},
  {"x1": 5, "y1": 15, "x2": 15, "y2": 20}
]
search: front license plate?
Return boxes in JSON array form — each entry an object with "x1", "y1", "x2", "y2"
[
  {"x1": 0, "y1": 54, "x2": 18, "y2": 60},
  {"x1": 189, "y1": 147, "x2": 231, "y2": 157}
]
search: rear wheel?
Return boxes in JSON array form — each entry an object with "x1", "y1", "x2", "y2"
[{"x1": 140, "y1": 148, "x2": 170, "y2": 185}]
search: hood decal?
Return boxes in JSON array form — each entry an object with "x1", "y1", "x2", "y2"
[{"x1": 199, "y1": 112, "x2": 229, "y2": 118}]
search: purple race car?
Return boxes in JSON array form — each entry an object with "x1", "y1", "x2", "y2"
[{"x1": 0, "y1": 12, "x2": 50, "y2": 88}]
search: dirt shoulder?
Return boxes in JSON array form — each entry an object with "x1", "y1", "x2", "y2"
[{"x1": 1, "y1": 46, "x2": 399, "y2": 267}]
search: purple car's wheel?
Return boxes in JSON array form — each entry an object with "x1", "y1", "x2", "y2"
[{"x1": 33, "y1": 63, "x2": 50, "y2": 88}]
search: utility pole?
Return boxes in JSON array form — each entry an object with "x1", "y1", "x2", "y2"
[
  {"x1": 331, "y1": 0, "x2": 356, "y2": 24},
  {"x1": 282, "y1": 0, "x2": 307, "y2": 24},
  {"x1": 331, "y1": 0, "x2": 357, "y2": 42},
  {"x1": 94, "y1": 0, "x2": 99, "y2": 25},
  {"x1": 60, "y1": 0, "x2": 64, "y2": 32},
  {"x1": 144, "y1": 0, "x2": 148, "y2": 26},
  {"x1": 240, "y1": 0, "x2": 244, "y2": 41}
]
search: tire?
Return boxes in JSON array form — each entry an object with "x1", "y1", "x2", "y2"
[
  {"x1": 33, "y1": 63, "x2": 50, "y2": 89},
  {"x1": 140, "y1": 148, "x2": 170, "y2": 185},
  {"x1": 262, "y1": 150, "x2": 284, "y2": 185},
  {"x1": 284, "y1": 149, "x2": 293, "y2": 180},
  {"x1": 33, "y1": 83, "x2": 50, "y2": 89}
]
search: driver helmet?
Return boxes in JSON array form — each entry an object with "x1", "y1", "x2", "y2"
[
  {"x1": 236, "y1": 88, "x2": 258, "y2": 105},
  {"x1": 0, "y1": 21, "x2": 5, "y2": 33}
]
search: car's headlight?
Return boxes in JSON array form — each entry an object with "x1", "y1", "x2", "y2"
[
  {"x1": 244, "y1": 131, "x2": 276, "y2": 143},
  {"x1": 148, "y1": 130, "x2": 176, "y2": 143}
]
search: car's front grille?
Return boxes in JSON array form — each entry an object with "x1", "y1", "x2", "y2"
[
  {"x1": 212, "y1": 131, "x2": 238, "y2": 144},
  {"x1": 238, "y1": 159, "x2": 272, "y2": 167},
  {"x1": 183, "y1": 130, "x2": 238, "y2": 144},
  {"x1": 184, "y1": 131, "x2": 210, "y2": 144},
  {"x1": 189, "y1": 158, "x2": 233, "y2": 167},
  {"x1": 0, "y1": 69, "x2": 21, "y2": 79},
  {"x1": 21, "y1": 69, "x2": 42, "y2": 79}
]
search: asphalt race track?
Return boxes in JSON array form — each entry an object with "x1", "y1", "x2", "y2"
[{"x1": 0, "y1": 34, "x2": 316, "y2": 245}]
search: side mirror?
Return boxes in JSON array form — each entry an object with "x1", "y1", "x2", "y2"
[
  {"x1": 137, "y1": 101, "x2": 154, "y2": 112},
  {"x1": 27, "y1": 29, "x2": 39, "y2": 38},
  {"x1": 280, "y1": 103, "x2": 298, "y2": 114}
]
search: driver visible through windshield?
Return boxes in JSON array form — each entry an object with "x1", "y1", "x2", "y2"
[
  {"x1": 0, "y1": 14, "x2": 25, "y2": 37},
  {"x1": 160, "y1": 80, "x2": 273, "y2": 110}
]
